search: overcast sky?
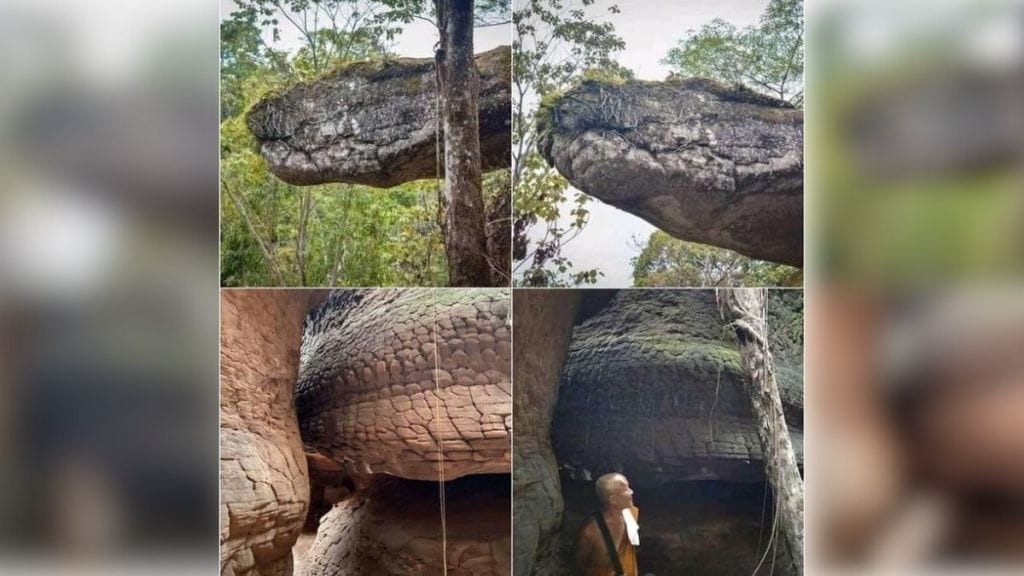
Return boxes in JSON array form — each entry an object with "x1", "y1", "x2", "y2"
[
  {"x1": 219, "y1": 1, "x2": 509, "y2": 57},
  {"x1": 525, "y1": 0, "x2": 768, "y2": 287},
  {"x1": 219, "y1": 0, "x2": 769, "y2": 288}
]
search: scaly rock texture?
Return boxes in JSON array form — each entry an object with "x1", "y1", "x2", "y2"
[
  {"x1": 247, "y1": 47, "x2": 511, "y2": 188},
  {"x1": 220, "y1": 290, "x2": 328, "y2": 576},
  {"x1": 511, "y1": 291, "x2": 580, "y2": 576},
  {"x1": 539, "y1": 79, "x2": 803, "y2": 266},
  {"x1": 552, "y1": 290, "x2": 803, "y2": 486},
  {"x1": 295, "y1": 289, "x2": 511, "y2": 481},
  {"x1": 302, "y1": 475, "x2": 511, "y2": 576}
]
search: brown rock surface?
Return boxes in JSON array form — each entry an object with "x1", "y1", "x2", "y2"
[
  {"x1": 295, "y1": 289, "x2": 511, "y2": 481},
  {"x1": 220, "y1": 290, "x2": 328, "y2": 576},
  {"x1": 302, "y1": 475, "x2": 511, "y2": 576}
]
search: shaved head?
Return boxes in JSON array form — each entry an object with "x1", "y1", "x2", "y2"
[{"x1": 595, "y1": 473, "x2": 627, "y2": 505}]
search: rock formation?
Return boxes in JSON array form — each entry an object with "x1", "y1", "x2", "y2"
[
  {"x1": 552, "y1": 290, "x2": 803, "y2": 485},
  {"x1": 294, "y1": 289, "x2": 511, "y2": 481},
  {"x1": 538, "y1": 79, "x2": 803, "y2": 266},
  {"x1": 513, "y1": 289, "x2": 803, "y2": 574},
  {"x1": 289, "y1": 288, "x2": 512, "y2": 576},
  {"x1": 303, "y1": 475, "x2": 511, "y2": 575},
  {"x1": 222, "y1": 288, "x2": 512, "y2": 575},
  {"x1": 247, "y1": 47, "x2": 511, "y2": 188},
  {"x1": 512, "y1": 291, "x2": 580, "y2": 576},
  {"x1": 220, "y1": 290, "x2": 329, "y2": 576}
]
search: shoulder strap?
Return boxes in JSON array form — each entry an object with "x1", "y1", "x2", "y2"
[{"x1": 593, "y1": 511, "x2": 625, "y2": 576}]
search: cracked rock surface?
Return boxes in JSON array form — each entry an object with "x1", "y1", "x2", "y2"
[
  {"x1": 295, "y1": 289, "x2": 511, "y2": 481},
  {"x1": 247, "y1": 47, "x2": 511, "y2": 188},
  {"x1": 220, "y1": 290, "x2": 329, "y2": 576},
  {"x1": 511, "y1": 291, "x2": 579, "y2": 576},
  {"x1": 302, "y1": 475, "x2": 511, "y2": 576},
  {"x1": 539, "y1": 79, "x2": 803, "y2": 266},
  {"x1": 552, "y1": 290, "x2": 803, "y2": 485}
]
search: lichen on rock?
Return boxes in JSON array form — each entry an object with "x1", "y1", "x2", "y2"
[{"x1": 551, "y1": 290, "x2": 804, "y2": 485}]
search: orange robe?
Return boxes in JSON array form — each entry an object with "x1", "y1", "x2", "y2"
[{"x1": 585, "y1": 506, "x2": 639, "y2": 576}]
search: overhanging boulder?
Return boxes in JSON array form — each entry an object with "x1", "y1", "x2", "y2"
[
  {"x1": 538, "y1": 78, "x2": 803, "y2": 267},
  {"x1": 247, "y1": 46, "x2": 511, "y2": 188},
  {"x1": 552, "y1": 290, "x2": 804, "y2": 486}
]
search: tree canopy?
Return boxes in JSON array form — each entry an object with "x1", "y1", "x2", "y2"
[
  {"x1": 662, "y1": 0, "x2": 803, "y2": 105},
  {"x1": 220, "y1": 0, "x2": 509, "y2": 287},
  {"x1": 512, "y1": 0, "x2": 624, "y2": 286},
  {"x1": 631, "y1": 231, "x2": 800, "y2": 288}
]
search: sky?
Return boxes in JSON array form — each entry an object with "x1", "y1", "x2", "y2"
[
  {"x1": 219, "y1": 0, "x2": 509, "y2": 58},
  {"x1": 217, "y1": 0, "x2": 769, "y2": 288},
  {"x1": 523, "y1": 0, "x2": 769, "y2": 287}
]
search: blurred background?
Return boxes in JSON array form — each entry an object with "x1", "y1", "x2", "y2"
[
  {"x1": 0, "y1": 0, "x2": 218, "y2": 574},
  {"x1": 808, "y1": 0, "x2": 1024, "y2": 573},
  {"x1": 1, "y1": 0, "x2": 1023, "y2": 573}
]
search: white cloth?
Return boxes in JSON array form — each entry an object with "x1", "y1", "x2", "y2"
[{"x1": 622, "y1": 508, "x2": 640, "y2": 546}]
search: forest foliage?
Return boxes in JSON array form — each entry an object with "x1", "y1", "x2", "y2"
[
  {"x1": 512, "y1": 0, "x2": 624, "y2": 286},
  {"x1": 634, "y1": 0, "x2": 804, "y2": 286},
  {"x1": 631, "y1": 232, "x2": 801, "y2": 288},
  {"x1": 663, "y1": 0, "x2": 804, "y2": 106},
  {"x1": 513, "y1": 0, "x2": 803, "y2": 286},
  {"x1": 220, "y1": 0, "x2": 510, "y2": 287}
]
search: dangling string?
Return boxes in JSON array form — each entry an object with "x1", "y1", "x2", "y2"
[
  {"x1": 432, "y1": 19, "x2": 450, "y2": 570},
  {"x1": 431, "y1": 300, "x2": 449, "y2": 575}
]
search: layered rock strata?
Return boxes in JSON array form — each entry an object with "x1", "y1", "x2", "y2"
[{"x1": 552, "y1": 290, "x2": 803, "y2": 486}]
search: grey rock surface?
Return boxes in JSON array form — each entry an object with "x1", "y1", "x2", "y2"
[
  {"x1": 247, "y1": 47, "x2": 511, "y2": 188},
  {"x1": 539, "y1": 79, "x2": 803, "y2": 266},
  {"x1": 552, "y1": 290, "x2": 803, "y2": 486},
  {"x1": 511, "y1": 291, "x2": 579, "y2": 576}
]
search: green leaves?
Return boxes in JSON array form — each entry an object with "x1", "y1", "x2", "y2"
[
  {"x1": 372, "y1": 0, "x2": 510, "y2": 28},
  {"x1": 512, "y1": 0, "x2": 624, "y2": 286},
  {"x1": 662, "y1": 0, "x2": 804, "y2": 105},
  {"x1": 220, "y1": 0, "x2": 463, "y2": 287},
  {"x1": 631, "y1": 231, "x2": 801, "y2": 287}
]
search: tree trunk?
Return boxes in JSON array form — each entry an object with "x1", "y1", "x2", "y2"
[
  {"x1": 436, "y1": 0, "x2": 492, "y2": 286},
  {"x1": 717, "y1": 288, "x2": 805, "y2": 573}
]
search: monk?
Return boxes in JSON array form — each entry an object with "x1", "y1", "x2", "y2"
[{"x1": 577, "y1": 473, "x2": 640, "y2": 576}]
